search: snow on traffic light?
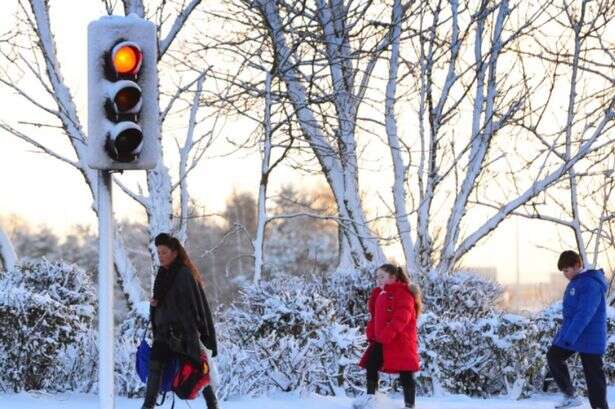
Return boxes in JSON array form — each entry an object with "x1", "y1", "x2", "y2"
[{"x1": 87, "y1": 16, "x2": 159, "y2": 170}]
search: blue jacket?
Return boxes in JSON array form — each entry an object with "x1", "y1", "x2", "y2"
[{"x1": 553, "y1": 268, "x2": 608, "y2": 355}]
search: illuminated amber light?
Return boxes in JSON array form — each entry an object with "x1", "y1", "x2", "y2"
[{"x1": 113, "y1": 46, "x2": 140, "y2": 75}]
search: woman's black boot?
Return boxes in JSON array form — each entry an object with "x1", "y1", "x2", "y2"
[
  {"x1": 142, "y1": 361, "x2": 164, "y2": 409},
  {"x1": 366, "y1": 379, "x2": 378, "y2": 395},
  {"x1": 203, "y1": 384, "x2": 219, "y2": 409},
  {"x1": 400, "y1": 372, "x2": 415, "y2": 408}
]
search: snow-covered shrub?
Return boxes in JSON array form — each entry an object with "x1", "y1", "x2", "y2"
[
  {"x1": 419, "y1": 313, "x2": 542, "y2": 398},
  {"x1": 115, "y1": 311, "x2": 149, "y2": 397},
  {"x1": 0, "y1": 258, "x2": 96, "y2": 392},
  {"x1": 7, "y1": 257, "x2": 95, "y2": 306},
  {"x1": 218, "y1": 268, "x2": 615, "y2": 400},
  {"x1": 215, "y1": 334, "x2": 262, "y2": 399},
  {"x1": 604, "y1": 308, "x2": 615, "y2": 380},
  {"x1": 417, "y1": 295, "x2": 615, "y2": 398},
  {"x1": 217, "y1": 268, "x2": 511, "y2": 398},
  {"x1": 415, "y1": 272, "x2": 553, "y2": 398},
  {"x1": 217, "y1": 273, "x2": 367, "y2": 397},
  {"x1": 417, "y1": 271, "x2": 503, "y2": 318},
  {"x1": 0, "y1": 258, "x2": 152, "y2": 396}
]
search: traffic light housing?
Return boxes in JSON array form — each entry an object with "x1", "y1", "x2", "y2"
[{"x1": 88, "y1": 16, "x2": 159, "y2": 170}]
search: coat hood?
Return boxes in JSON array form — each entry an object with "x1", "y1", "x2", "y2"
[{"x1": 576, "y1": 268, "x2": 608, "y2": 292}]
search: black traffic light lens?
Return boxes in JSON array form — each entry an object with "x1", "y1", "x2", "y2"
[
  {"x1": 115, "y1": 127, "x2": 143, "y2": 152},
  {"x1": 115, "y1": 86, "x2": 141, "y2": 112},
  {"x1": 114, "y1": 127, "x2": 143, "y2": 161}
]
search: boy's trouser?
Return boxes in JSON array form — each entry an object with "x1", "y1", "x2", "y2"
[
  {"x1": 365, "y1": 342, "x2": 416, "y2": 407},
  {"x1": 547, "y1": 345, "x2": 609, "y2": 409}
]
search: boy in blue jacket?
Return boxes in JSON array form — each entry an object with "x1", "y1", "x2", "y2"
[{"x1": 547, "y1": 250, "x2": 609, "y2": 409}]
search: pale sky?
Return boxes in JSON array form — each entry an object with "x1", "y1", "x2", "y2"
[{"x1": 1, "y1": 0, "x2": 610, "y2": 285}]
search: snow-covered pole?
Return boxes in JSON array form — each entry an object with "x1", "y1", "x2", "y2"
[
  {"x1": 97, "y1": 170, "x2": 115, "y2": 409},
  {"x1": 0, "y1": 225, "x2": 17, "y2": 271},
  {"x1": 87, "y1": 15, "x2": 160, "y2": 408}
]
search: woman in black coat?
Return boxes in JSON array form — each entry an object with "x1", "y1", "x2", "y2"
[{"x1": 142, "y1": 233, "x2": 218, "y2": 409}]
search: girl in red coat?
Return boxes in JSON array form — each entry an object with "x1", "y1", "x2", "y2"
[{"x1": 354, "y1": 264, "x2": 422, "y2": 409}]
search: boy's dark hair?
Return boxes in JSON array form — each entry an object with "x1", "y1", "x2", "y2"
[{"x1": 557, "y1": 250, "x2": 582, "y2": 271}]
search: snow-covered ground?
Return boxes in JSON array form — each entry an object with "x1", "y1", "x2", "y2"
[{"x1": 1, "y1": 389, "x2": 613, "y2": 409}]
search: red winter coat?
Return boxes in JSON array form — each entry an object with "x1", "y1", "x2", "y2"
[{"x1": 359, "y1": 281, "x2": 419, "y2": 373}]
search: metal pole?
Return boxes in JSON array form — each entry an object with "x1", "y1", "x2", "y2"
[{"x1": 98, "y1": 170, "x2": 115, "y2": 409}]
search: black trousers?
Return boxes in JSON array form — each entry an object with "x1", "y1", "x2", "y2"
[
  {"x1": 547, "y1": 345, "x2": 609, "y2": 409},
  {"x1": 143, "y1": 341, "x2": 218, "y2": 409},
  {"x1": 365, "y1": 342, "x2": 415, "y2": 407}
]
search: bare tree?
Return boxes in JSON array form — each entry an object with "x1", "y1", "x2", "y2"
[
  {"x1": 506, "y1": 0, "x2": 615, "y2": 270},
  {"x1": 381, "y1": 0, "x2": 615, "y2": 275},
  {"x1": 196, "y1": 0, "x2": 431, "y2": 269},
  {"x1": 253, "y1": 70, "x2": 277, "y2": 282},
  {"x1": 158, "y1": 0, "x2": 615, "y2": 280}
]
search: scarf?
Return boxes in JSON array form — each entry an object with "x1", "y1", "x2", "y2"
[{"x1": 153, "y1": 258, "x2": 181, "y2": 303}]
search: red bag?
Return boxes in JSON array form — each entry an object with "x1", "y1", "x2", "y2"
[{"x1": 171, "y1": 352, "x2": 210, "y2": 400}]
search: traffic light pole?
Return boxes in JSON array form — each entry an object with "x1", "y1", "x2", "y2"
[
  {"x1": 97, "y1": 170, "x2": 115, "y2": 409},
  {"x1": 88, "y1": 16, "x2": 159, "y2": 408}
]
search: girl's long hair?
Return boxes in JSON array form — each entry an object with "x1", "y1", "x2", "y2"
[
  {"x1": 155, "y1": 233, "x2": 203, "y2": 287},
  {"x1": 378, "y1": 263, "x2": 422, "y2": 316}
]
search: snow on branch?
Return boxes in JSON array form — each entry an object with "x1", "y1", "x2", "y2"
[
  {"x1": 158, "y1": 0, "x2": 202, "y2": 59},
  {"x1": 122, "y1": 0, "x2": 145, "y2": 18},
  {"x1": 0, "y1": 121, "x2": 80, "y2": 169},
  {"x1": 455, "y1": 98, "x2": 615, "y2": 261}
]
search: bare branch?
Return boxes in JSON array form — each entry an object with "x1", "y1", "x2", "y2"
[{"x1": 159, "y1": 0, "x2": 202, "y2": 59}]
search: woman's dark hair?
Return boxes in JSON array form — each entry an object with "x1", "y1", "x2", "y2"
[
  {"x1": 378, "y1": 263, "x2": 422, "y2": 316},
  {"x1": 557, "y1": 250, "x2": 582, "y2": 271},
  {"x1": 155, "y1": 233, "x2": 203, "y2": 286}
]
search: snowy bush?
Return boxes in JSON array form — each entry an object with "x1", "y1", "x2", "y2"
[
  {"x1": 418, "y1": 313, "x2": 540, "y2": 398},
  {"x1": 216, "y1": 269, "x2": 507, "y2": 398},
  {"x1": 217, "y1": 273, "x2": 367, "y2": 397},
  {"x1": 417, "y1": 290, "x2": 615, "y2": 398},
  {"x1": 114, "y1": 311, "x2": 149, "y2": 397},
  {"x1": 217, "y1": 268, "x2": 615, "y2": 400},
  {"x1": 1, "y1": 257, "x2": 611, "y2": 400},
  {"x1": 6, "y1": 257, "x2": 95, "y2": 306},
  {"x1": 0, "y1": 258, "x2": 151, "y2": 396},
  {"x1": 0, "y1": 258, "x2": 96, "y2": 392},
  {"x1": 417, "y1": 271, "x2": 503, "y2": 318}
]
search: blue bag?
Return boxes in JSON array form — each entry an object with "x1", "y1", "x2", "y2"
[{"x1": 136, "y1": 324, "x2": 179, "y2": 393}]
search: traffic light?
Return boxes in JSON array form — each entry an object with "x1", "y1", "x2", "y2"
[{"x1": 87, "y1": 16, "x2": 159, "y2": 170}]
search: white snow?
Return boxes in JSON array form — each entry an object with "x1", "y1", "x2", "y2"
[{"x1": 1, "y1": 389, "x2": 613, "y2": 409}]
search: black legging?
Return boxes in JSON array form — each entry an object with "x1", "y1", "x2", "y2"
[
  {"x1": 142, "y1": 341, "x2": 218, "y2": 409},
  {"x1": 365, "y1": 342, "x2": 416, "y2": 407}
]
